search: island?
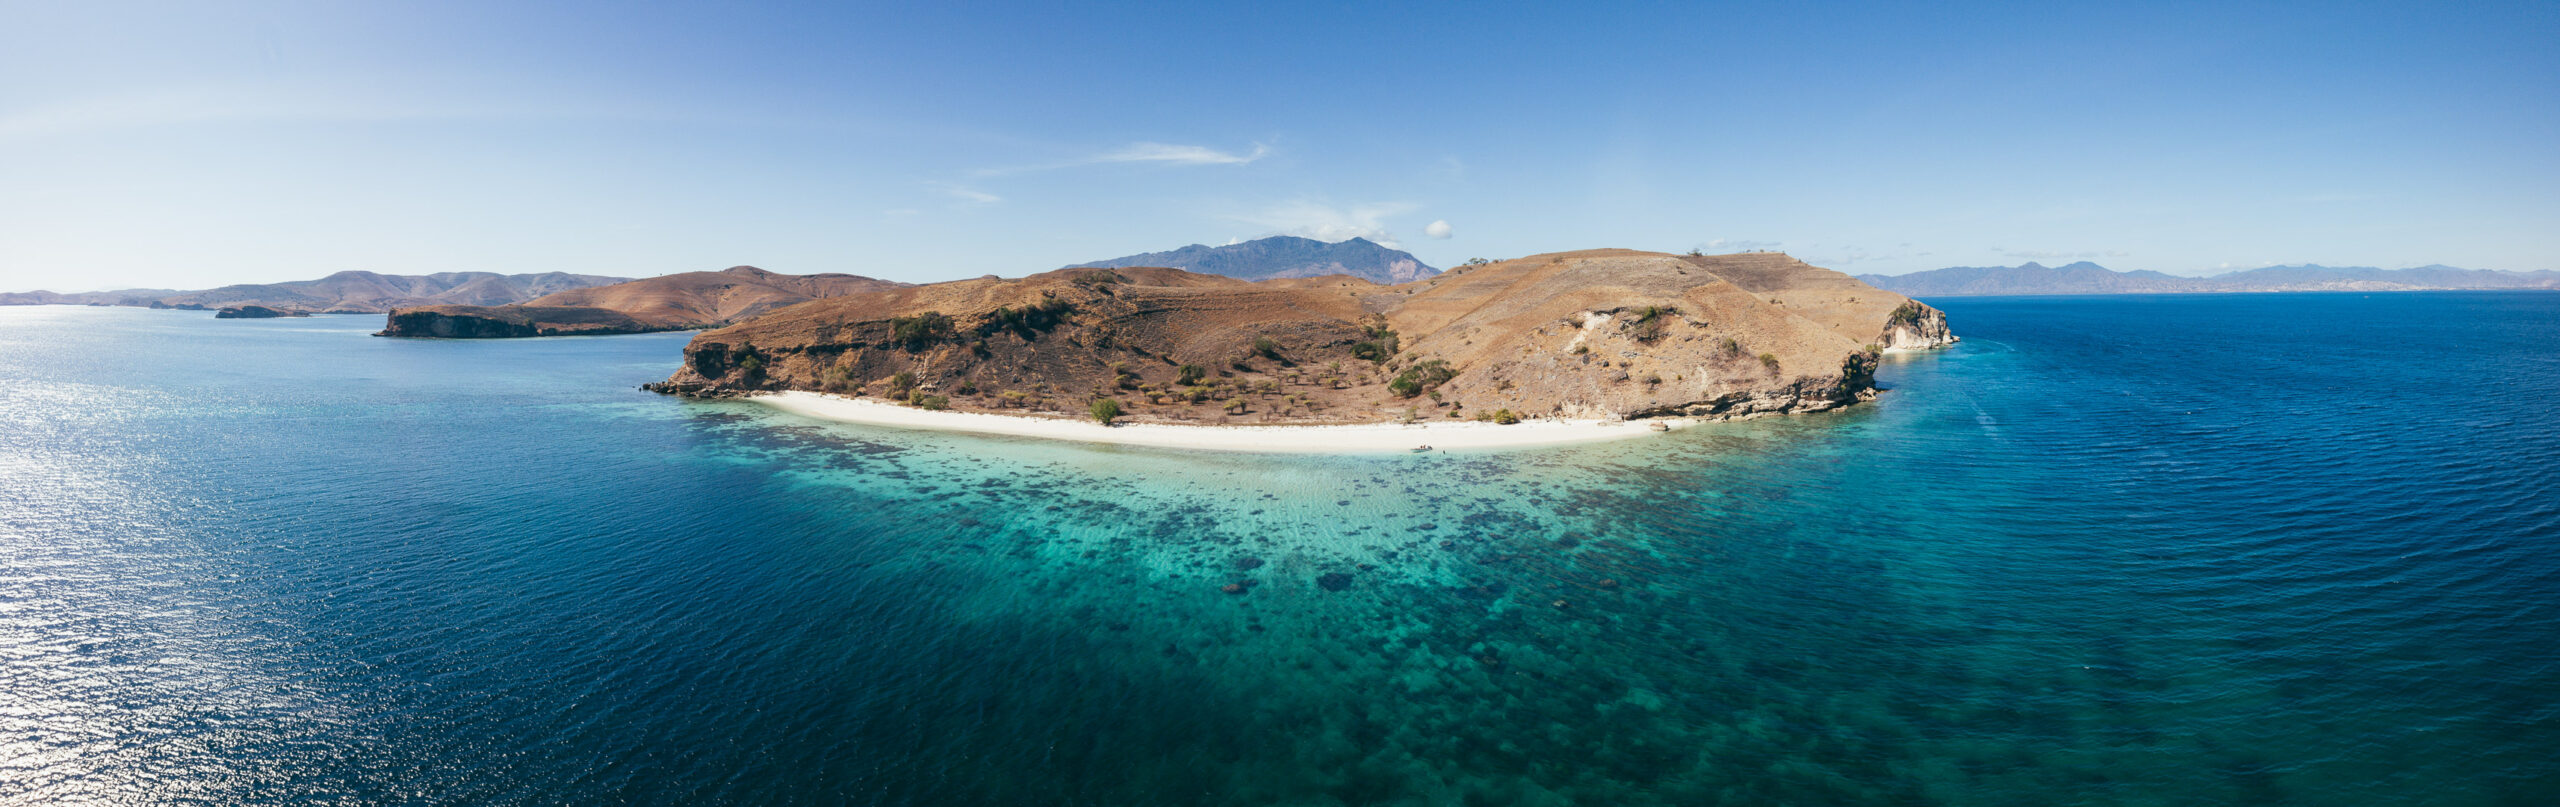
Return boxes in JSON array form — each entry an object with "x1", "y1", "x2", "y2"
[
  {"x1": 214, "y1": 305, "x2": 310, "y2": 319},
  {"x1": 644, "y1": 249, "x2": 1955, "y2": 444}
]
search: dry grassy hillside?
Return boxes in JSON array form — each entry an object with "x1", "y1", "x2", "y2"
[{"x1": 648, "y1": 250, "x2": 1956, "y2": 425}]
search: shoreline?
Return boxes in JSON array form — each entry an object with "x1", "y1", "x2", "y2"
[{"x1": 749, "y1": 390, "x2": 1693, "y2": 454}]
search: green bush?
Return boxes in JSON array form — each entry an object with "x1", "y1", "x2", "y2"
[
  {"x1": 1491, "y1": 409, "x2": 1520, "y2": 425},
  {"x1": 887, "y1": 371, "x2": 917, "y2": 398},
  {"x1": 1177, "y1": 364, "x2": 1206, "y2": 385},
  {"x1": 1759, "y1": 353, "x2": 1781, "y2": 373},
  {"x1": 889, "y1": 312, "x2": 955, "y2": 350},
  {"x1": 1089, "y1": 398, "x2": 1123, "y2": 425},
  {"x1": 1252, "y1": 336, "x2": 1282, "y2": 360},
  {"x1": 1388, "y1": 359, "x2": 1457, "y2": 398},
  {"x1": 914, "y1": 394, "x2": 950, "y2": 411}
]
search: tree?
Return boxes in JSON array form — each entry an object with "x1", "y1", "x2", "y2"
[{"x1": 1090, "y1": 398, "x2": 1123, "y2": 425}]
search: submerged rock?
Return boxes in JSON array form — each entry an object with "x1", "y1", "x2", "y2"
[{"x1": 1317, "y1": 572, "x2": 1353, "y2": 591}]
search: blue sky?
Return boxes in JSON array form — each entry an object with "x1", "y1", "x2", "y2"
[{"x1": 4, "y1": 0, "x2": 2554, "y2": 290}]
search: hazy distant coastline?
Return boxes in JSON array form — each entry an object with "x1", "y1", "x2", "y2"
[{"x1": 1860, "y1": 261, "x2": 2559, "y2": 298}]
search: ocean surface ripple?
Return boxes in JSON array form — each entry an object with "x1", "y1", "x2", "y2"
[{"x1": 2, "y1": 292, "x2": 2554, "y2": 805}]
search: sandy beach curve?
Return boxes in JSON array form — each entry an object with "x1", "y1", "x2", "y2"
[{"x1": 750, "y1": 391, "x2": 1690, "y2": 453}]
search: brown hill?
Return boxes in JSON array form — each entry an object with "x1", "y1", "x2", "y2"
[
  {"x1": 378, "y1": 266, "x2": 907, "y2": 338},
  {"x1": 0, "y1": 270, "x2": 631, "y2": 312},
  {"x1": 646, "y1": 250, "x2": 1956, "y2": 425}
]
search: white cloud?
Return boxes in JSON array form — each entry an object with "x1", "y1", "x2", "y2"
[
  {"x1": 1094, "y1": 141, "x2": 1269, "y2": 166},
  {"x1": 1424, "y1": 220, "x2": 1453, "y2": 239},
  {"x1": 1232, "y1": 200, "x2": 1418, "y2": 247}
]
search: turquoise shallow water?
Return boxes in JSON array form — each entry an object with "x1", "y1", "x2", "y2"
[{"x1": 1, "y1": 293, "x2": 2555, "y2": 805}]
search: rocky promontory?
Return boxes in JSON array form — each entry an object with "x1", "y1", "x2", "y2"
[{"x1": 646, "y1": 249, "x2": 1956, "y2": 425}]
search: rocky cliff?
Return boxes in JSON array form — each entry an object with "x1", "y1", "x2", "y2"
[{"x1": 648, "y1": 250, "x2": 1954, "y2": 425}]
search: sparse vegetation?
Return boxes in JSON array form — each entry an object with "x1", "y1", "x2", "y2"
[
  {"x1": 1177, "y1": 364, "x2": 1206, "y2": 385},
  {"x1": 979, "y1": 298, "x2": 1073, "y2": 339},
  {"x1": 1630, "y1": 305, "x2": 1674, "y2": 343},
  {"x1": 908, "y1": 393, "x2": 949, "y2": 410},
  {"x1": 887, "y1": 371, "x2": 917, "y2": 398},
  {"x1": 1388, "y1": 359, "x2": 1458, "y2": 399},
  {"x1": 1760, "y1": 352, "x2": 1781, "y2": 373},
  {"x1": 1491, "y1": 408, "x2": 1520, "y2": 425},
  {"x1": 1251, "y1": 336, "x2": 1283, "y2": 360},
  {"x1": 1089, "y1": 398, "x2": 1123, "y2": 425},
  {"x1": 889, "y1": 312, "x2": 954, "y2": 350}
]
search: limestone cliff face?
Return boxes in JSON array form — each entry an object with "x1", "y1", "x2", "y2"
[
  {"x1": 650, "y1": 250, "x2": 1956, "y2": 425},
  {"x1": 1879, "y1": 301, "x2": 1958, "y2": 351}
]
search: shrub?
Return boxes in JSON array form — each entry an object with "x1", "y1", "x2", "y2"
[
  {"x1": 887, "y1": 371, "x2": 917, "y2": 398},
  {"x1": 955, "y1": 380, "x2": 978, "y2": 396},
  {"x1": 1252, "y1": 336, "x2": 1282, "y2": 360},
  {"x1": 979, "y1": 297, "x2": 1074, "y2": 339},
  {"x1": 1177, "y1": 364, "x2": 1206, "y2": 385},
  {"x1": 1089, "y1": 398, "x2": 1123, "y2": 425},
  {"x1": 1759, "y1": 353, "x2": 1781, "y2": 373},
  {"x1": 1388, "y1": 359, "x2": 1458, "y2": 398},
  {"x1": 1491, "y1": 409, "x2": 1520, "y2": 425},
  {"x1": 916, "y1": 395, "x2": 950, "y2": 411},
  {"x1": 1630, "y1": 306, "x2": 1673, "y2": 343},
  {"x1": 998, "y1": 390, "x2": 1029, "y2": 407},
  {"x1": 890, "y1": 312, "x2": 955, "y2": 350}
]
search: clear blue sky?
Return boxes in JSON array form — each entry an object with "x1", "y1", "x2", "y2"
[{"x1": 4, "y1": 0, "x2": 2554, "y2": 290}]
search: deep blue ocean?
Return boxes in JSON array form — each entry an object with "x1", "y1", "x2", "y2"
[{"x1": 2, "y1": 292, "x2": 2555, "y2": 805}]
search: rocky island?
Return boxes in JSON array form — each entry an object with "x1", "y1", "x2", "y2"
[
  {"x1": 214, "y1": 305, "x2": 310, "y2": 319},
  {"x1": 645, "y1": 250, "x2": 1954, "y2": 430}
]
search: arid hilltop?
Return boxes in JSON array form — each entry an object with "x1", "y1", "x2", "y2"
[
  {"x1": 378, "y1": 266, "x2": 906, "y2": 337},
  {"x1": 646, "y1": 250, "x2": 1954, "y2": 424}
]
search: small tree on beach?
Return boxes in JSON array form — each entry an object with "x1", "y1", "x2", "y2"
[{"x1": 1090, "y1": 398, "x2": 1123, "y2": 425}]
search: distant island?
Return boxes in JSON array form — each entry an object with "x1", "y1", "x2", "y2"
[
  {"x1": 1065, "y1": 235, "x2": 1438, "y2": 284},
  {"x1": 1, "y1": 270, "x2": 630, "y2": 313},
  {"x1": 1861, "y1": 261, "x2": 2560, "y2": 297},
  {"x1": 214, "y1": 305, "x2": 309, "y2": 319},
  {"x1": 377, "y1": 266, "x2": 907, "y2": 337},
  {"x1": 646, "y1": 250, "x2": 1955, "y2": 433}
]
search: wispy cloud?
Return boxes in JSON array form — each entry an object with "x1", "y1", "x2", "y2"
[
  {"x1": 1093, "y1": 141, "x2": 1269, "y2": 166},
  {"x1": 1698, "y1": 238, "x2": 1782, "y2": 251},
  {"x1": 976, "y1": 140, "x2": 1271, "y2": 176},
  {"x1": 928, "y1": 182, "x2": 1001, "y2": 205},
  {"x1": 1231, "y1": 200, "x2": 1417, "y2": 247}
]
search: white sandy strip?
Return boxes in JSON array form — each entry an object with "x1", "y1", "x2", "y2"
[{"x1": 751, "y1": 391, "x2": 1690, "y2": 454}]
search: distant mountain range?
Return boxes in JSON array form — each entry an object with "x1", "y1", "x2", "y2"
[
  {"x1": 1066, "y1": 235, "x2": 1437, "y2": 284},
  {"x1": 1, "y1": 270, "x2": 632, "y2": 312},
  {"x1": 1861, "y1": 261, "x2": 2560, "y2": 297}
]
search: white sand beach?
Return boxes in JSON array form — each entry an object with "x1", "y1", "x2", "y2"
[{"x1": 752, "y1": 390, "x2": 1690, "y2": 453}]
